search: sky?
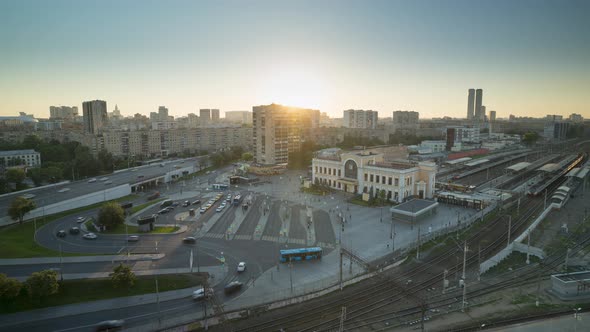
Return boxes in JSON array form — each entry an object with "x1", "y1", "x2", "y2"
[{"x1": 0, "y1": 0, "x2": 589, "y2": 119}]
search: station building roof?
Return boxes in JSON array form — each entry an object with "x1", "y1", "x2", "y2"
[{"x1": 506, "y1": 162, "x2": 531, "y2": 172}]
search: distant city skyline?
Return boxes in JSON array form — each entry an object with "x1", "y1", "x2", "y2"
[{"x1": 1, "y1": 0, "x2": 589, "y2": 119}]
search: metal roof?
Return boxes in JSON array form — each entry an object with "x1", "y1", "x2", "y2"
[
  {"x1": 537, "y1": 163, "x2": 560, "y2": 172},
  {"x1": 577, "y1": 168, "x2": 589, "y2": 179},
  {"x1": 465, "y1": 159, "x2": 490, "y2": 167},
  {"x1": 566, "y1": 168, "x2": 580, "y2": 177},
  {"x1": 506, "y1": 162, "x2": 531, "y2": 172},
  {"x1": 445, "y1": 157, "x2": 472, "y2": 165}
]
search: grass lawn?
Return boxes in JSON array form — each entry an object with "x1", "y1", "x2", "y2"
[
  {"x1": 102, "y1": 224, "x2": 179, "y2": 234},
  {"x1": 0, "y1": 194, "x2": 138, "y2": 259},
  {"x1": 0, "y1": 273, "x2": 205, "y2": 314},
  {"x1": 130, "y1": 198, "x2": 164, "y2": 214}
]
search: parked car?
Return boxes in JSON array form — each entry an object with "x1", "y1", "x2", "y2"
[
  {"x1": 57, "y1": 230, "x2": 66, "y2": 238},
  {"x1": 199, "y1": 208, "x2": 207, "y2": 214},
  {"x1": 127, "y1": 235, "x2": 139, "y2": 242},
  {"x1": 94, "y1": 319, "x2": 124, "y2": 331},
  {"x1": 69, "y1": 227, "x2": 80, "y2": 235},
  {"x1": 83, "y1": 232, "x2": 98, "y2": 240},
  {"x1": 192, "y1": 287, "x2": 213, "y2": 300},
  {"x1": 192, "y1": 199, "x2": 201, "y2": 205},
  {"x1": 224, "y1": 281, "x2": 243, "y2": 294},
  {"x1": 88, "y1": 178, "x2": 97, "y2": 183},
  {"x1": 183, "y1": 237, "x2": 196, "y2": 244},
  {"x1": 216, "y1": 206, "x2": 223, "y2": 212},
  {"x1": 182, "y1": 201, "x2": 190, "y2": 207},
  {"x1": 237, "y1": 262, "x2": 246, "y2": 272},
  {"x1": 76, "y1": 216, "x2": 86, "y2": 223}
]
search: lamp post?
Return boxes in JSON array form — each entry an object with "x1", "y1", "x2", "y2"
[{"x1": 506, "y1": 215, "x2": 512, "y2": 247}]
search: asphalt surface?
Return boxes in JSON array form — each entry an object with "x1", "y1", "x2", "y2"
[
  {"x1": 262, "y1": 201, "x2": 282, "y2": 237},
  {"x1": 313, "y1": 210, "x2": 336, "y2": 244},
  {"x1": 207, "y1": 204, "x2": 237, "y2": 234},
  {"x1": 236, "y1": 196, "x2": 263, "y2": 235},
  {"x1": 288, "y1": 205, "x2": 306, "y2": 239}
]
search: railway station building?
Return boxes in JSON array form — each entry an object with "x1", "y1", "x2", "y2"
[{"x1": 312, "y1": 149, "x2": 436, "y2": 203}]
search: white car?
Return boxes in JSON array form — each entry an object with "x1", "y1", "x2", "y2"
[
  {"x1": 88, "y1": 178, "x2": 97, "y2": 183},
  {"x1": 99, "y1": 177, "x2": 109, "y2": 181},
  {"x1": 237, "y1": 262, "x2": 246, "y2": 272},
  {"x1": 216, "y1": 207, "x2": 223, "y2": 212},
  {"x1": 76, "y1": 217, "x2": 86, "y2": 223},
  {"x1": 83, "y1": 232, "x2": 97, "y2": 240},
  {"x1": 192, "y1": 287, "x2": 213, "y2": 300}
]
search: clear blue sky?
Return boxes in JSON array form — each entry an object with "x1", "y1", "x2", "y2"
[{"x1": 1, "y1": 0, "x2": 588, "y2": 119}]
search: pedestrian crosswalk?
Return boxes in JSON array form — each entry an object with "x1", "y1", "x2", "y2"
[
  {"x1": 203, "y1": 233, "x2": 224, "y2": 239},
  {"x1": 233, "y1": 234, "x2": 252, "y2": 240}
]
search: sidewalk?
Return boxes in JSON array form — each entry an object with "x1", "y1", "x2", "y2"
[
  {"x1": 0, "y1": 266, "x2": 226, "y2": 330},
  {"x1": 0, "y1": 253, "x2": 164, "y2": 266}
]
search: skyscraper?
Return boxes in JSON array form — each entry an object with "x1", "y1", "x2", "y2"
[
  {"x1": 82, "y1": 100, "x2": 108, "y2": 134},
  {"x1": 211, "y1": 109, "x2": 220, "y2": 122},
  {"x1": 199, "y1": 109, "x2": 211, "y2": 126},
  {"x1": 158, "y1": 106, "x2": 169, "y2": 121},
  {"x1": 475, "y1": 89, "x2": 483, "y2": 121},
  {"x1": 480, "y1": 105, "x2": 486, "y2": 121},
  {"x1": 343, "y1": 109, "x2": 378, "y2": 129},
  {"x1": 467, "y1": 89, "x2": 475, "y2": 120},
  {"x1": 489, "y1": 110, "x2": 496, "y2": 122}
]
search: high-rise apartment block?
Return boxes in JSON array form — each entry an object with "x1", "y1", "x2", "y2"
[
  {"x1": 199, "y1": 109, "x2": 211, "y2": 126},
  {"x1": 50, "y1": 106, "x2": 78, "y2": 121},
  {"x1": 253, "y1": 103, "x2": 320, "y2": 165},
  {"x1": 489, "y1": 110, "x2": 496, "y2": 122},
  {"x1": 475, "y1": 89, "x2": 483, "y2": 121},
  {"x1": 211, "y1": 109, "x2": 220, "y2": 122},
  {"x1": 225, "y1": 111, "x2": 252, "y2": 124},
  {"x1": 467, "y1": 89, "x2": 475, "y2": 120},
  {"x1": 480, "y1": 105, "x2": 486, "y2": 121},
  {"x1": 392, "y1": 111, "x2": 419, "y2": 135},
  {"x1": 82, "y1": 100, "x2": 108, "y2": 134},
  {"x1": 445, "y1": 126, "x2": 480, "y2": 150},
  {"x1": 158, "y1": 106, "x2": 169, "y2": 120},
  {"x1": 343, "y1": 109, "x2": 378, "y2": 129},
  {"x1": 569, "y1": 113, "x2": 584, "y2": 122}
]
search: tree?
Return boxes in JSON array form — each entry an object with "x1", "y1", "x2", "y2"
[
  {"x1": 0, "y1": 273, "x2": 23, "y2": 301},
  {"x1": 522, "y1": 132, "x2": 540, "y2": 146},
  {"x1": 8, "y1": 197, "x2": 36, "y2": 224},
  {"x1": 5, "y1": 168, "x2": 26, "y2": 186},
  {"x1": 378, "y1": 189, "x2": 386, "y2": 205},
  {"x1": 111, "y1": 264, "x2": 136, "y2": 289},
  {"x1": 241, "y1": 152, "x2": 253, "y2": 161},
  {"x1": 22, "y1": 135, "x2": 43, "y2": 150},
  {"x1": 98, "y1": 202, "x2": 125, "y2": 230},
  {"x1": 26, "y1": 270, "x2": 59, "y2": 299}
]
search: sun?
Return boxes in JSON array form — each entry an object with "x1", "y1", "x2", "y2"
[{"x1": 257, "y1": 64, "x2": 326, "y2": 109}]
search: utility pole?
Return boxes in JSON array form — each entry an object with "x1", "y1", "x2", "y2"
[
  {"x1": 544, "y1": 189, "x2": 547, "y2": 210},
  {"x1": 461, "y1": 280, "x2": 467, "y2": 312},
  {"x1": 339, "y1": 250, "x2": 343, "y2": 291},
  {"x1": 462, "y1": 241, "x2": 468, "y2": 280},
  {"x1": 565, "y1": 248, "x2": 571, "y2": 272},
  {"x1": 339, "y1": 306, "x2": 347, "y2": 332},
  {"x1": 478, "y1": 245, "x2": 481, "y2": 281},
  {"x1": 416, "y1": 226, "x2": 421, "y2": 260},
  {"x1": 392, "y1": 224, "x2": 396, "y2": 252},
  {"x1": 443, "y1": 269, "x2": 448, "y2": 294},
  {"x1": 526, "y1": 232, "x2": 531, "y2": 264},
  {"x1": 289, "y1": 257, "x2": 293, "y2": 294},
  {"x1": 507, "y1": 215, "x2": 512, "y2": 247}
]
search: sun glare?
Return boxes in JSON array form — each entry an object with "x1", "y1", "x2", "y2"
[{"x1": 257, "y1": 65, "x2": 326, "y2": 109}]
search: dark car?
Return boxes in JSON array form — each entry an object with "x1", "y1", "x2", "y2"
[
  {"x1": 69, "y1": 227, "x2": 80, "y2": 235},
  {"x1": 182, "y1": 200, "x2": 190, "y2": 207},
  {"x1": 224, "y1": 281, "x2": 243, "y2": 294},
  {"x1": 94, "y1": 319, "x2": 124, "y2": 331},
  {"x1": 182, "y1": 237, "x2": 196, "y2": 244},
  {"x1": 192, "y1": 199, "x2": 201, "y2": 205},
  {"x1": 171, "y1": 202, "x2": 180, "y2": 207},
  {"x1": 57, "y1": 230, "x2": 66, "y2": 238}
]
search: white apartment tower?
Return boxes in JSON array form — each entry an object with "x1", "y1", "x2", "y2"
[{"x1": 343, "y1": 109, "x2": 378, "y2": 129}]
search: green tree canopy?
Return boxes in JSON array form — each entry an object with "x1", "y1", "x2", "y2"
[
  {"x1": 5, "y1": 168, "x2": 26, "y2": 185},
  {"x1": 0, "y1": 273, "x2": 23, "y2": 301},
  {"x1": 111, "y1": 264, "x2": 136, "y2": 289},
  {"x1": 26, "y1": 270, "x2": 59, "y2": 299},
  {"x1": 8, "y1": 197, "x2": 36, "y2": 224},
  {"x1": 241, "y1": 152, "x2": 253, "y2": 161},
  {"x1": 98, "y1": 202, "x2": 125, "y2": 230},
  {"x1": 522, "y1": 132, "x2": 540, "y2": 146}
]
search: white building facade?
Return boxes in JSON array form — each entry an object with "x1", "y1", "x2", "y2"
[
  {"x1": 312, "y1": 150, "x2": 436, "y2": 203},
  {"x1": 0, "y1": 149, "x2": 41, "y2": 167},
  {"x1": 343, "y1": 109, "x2": 378, "y2": 129}
]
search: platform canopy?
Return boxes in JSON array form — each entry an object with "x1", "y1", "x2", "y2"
[
  {"x1": 506, "y1": 162, "x2": 531, "y2": 172},
  {"x1": 537, "y1": 163, "x2": 560, "y2": 172},
  {"x1": 566, "y1": 168, "x2": 580, "y2": 177},
  {"x1": 445, "y1": 157, "x2": 472, "y2": 165},
  {"x1": 465, "y1": 159, "x2": 490, "y2": 167}
]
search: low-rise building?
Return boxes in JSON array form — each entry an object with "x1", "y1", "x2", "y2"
[
  {"x1": 0, "y1": 149, "x2": 41, "y2": 167},
  {"x1": 312, "y1": 149, "x2": 436, "y2": 202}
]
